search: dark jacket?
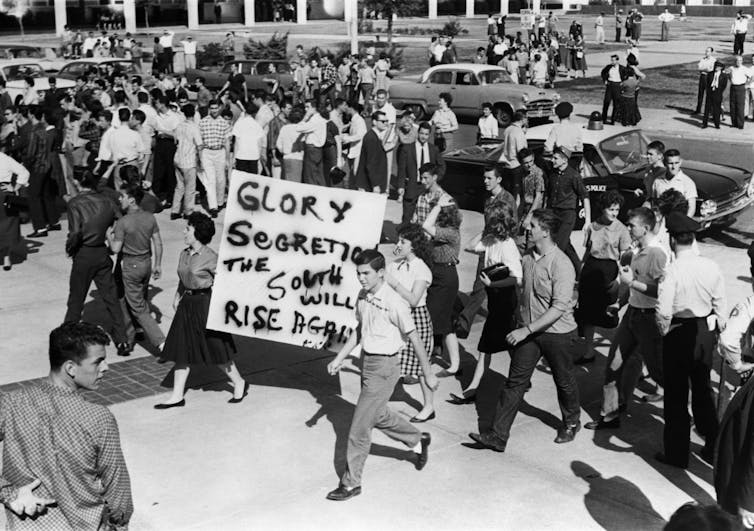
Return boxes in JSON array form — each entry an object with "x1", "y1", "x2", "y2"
[
  {"x1": 66, "y1": 190, "x2": 121, "y2": 252},
  {"x1": 600, "y1": 64, "x2": 630, "y2": 83},
  {"x1": 706, "y1": 71, "x2": 728, "y2": 101},
  {"x1": 397, "y1": 141, "x2": 445, "y2": 199},
  {"x1": 356, "y1": 129, "x2": 387, "y2": 191}
]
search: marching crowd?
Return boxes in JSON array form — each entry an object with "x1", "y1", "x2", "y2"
[{"x1": 2, "y1": 22, "x2": 754, "y2": 531}]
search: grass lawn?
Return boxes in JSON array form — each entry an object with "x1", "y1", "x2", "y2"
[{"x1": 554, "y1": 55, "x2": 739, "y2": 108}]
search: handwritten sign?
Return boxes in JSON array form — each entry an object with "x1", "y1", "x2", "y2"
[{"x1": 207, "y1": 172, "x2": 387, "y2": 350}]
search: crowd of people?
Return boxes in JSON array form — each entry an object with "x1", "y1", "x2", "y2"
[{"x1": 3, "y1": 20, "x2": 754, "y2": 530}]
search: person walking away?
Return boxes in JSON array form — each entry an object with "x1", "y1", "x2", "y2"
[
  {"x1": 0, "y1": 322, "x2": 133, "y2": 530},
  {"x1": 694, "y1": 47, "x2": 716, "y2": 115},
  {"x1": 658, "y1": 9, "x2": 674, "y2": 42},
  {"x1": 64, "y1": 171, "x2": 130, "y2": 356},
  {"x1": 25, "y1": 107, "x2": 62, "y2": 239},
  {"x1": 703, "y1": 61, "x2": 727, "y2": 129},
  {"x1": 275, "y1": 104, "x2": 306, "y2": 183},
  {"x1": 655, "y1": 211, "x2": 725, "y2": 468},
  {"x1": 231, "y1": 100, "x2": 265, "y2": 178},
  {"x1": 594, "y1": 13, "x2": 606, "y2": 45},
  {"x1": 325, "y1": 249, "x2": 437, "y2": 501},
  {"x1": 0, "y1": 150, "x2": 29, "y2": 271},
  {"x1": 616, "y1": 70, "x2": 642, "y2": 126},
  {"x1": 155, "y1": 212, "x2": 248, "y2": 408},
  {"x1": 631, "y1": 9, "x2": 643, "y2": 43},
  {"x1": 543, "y1": 101, "x2": 583, "y2": 157},
  {"x1": 732, "y1": 11, "x2": 751, "y2": 56},
  {"x1": 108, "y1": 182, "x2": 165, "y2": 352},
  {"x1": 171, "y1": 104, "x2": 203, "y2": 220},
  {"x1": 496, "y1": 110, "x2": 528, "y2": 205},
  {"x1": 468, "y1": 208, "x2": 581, "y2": 452}
]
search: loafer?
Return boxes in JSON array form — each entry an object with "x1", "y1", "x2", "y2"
[
  {"x1": 27, "y1": 230, "x2": 48, "y2": 238},
  {"x1": 554, "y1": 422, "x2": 581, "y2": 444},
  {"x1": 468, "y1": 432, "x2": 506, "y2": 452},
  {"x1": 584, "y1": 417, "x2": 620, "y2": 430},
  {"x1": 154, "y1": 399, "x2": 186, "y2": 410},
  {"x1": 410, "y1": 411, "x2": 435, "y2": 423},
  {"x1": 47, "y1": 223, "x2": 62, "y2": 231},
  {"x1": 654, "y1": 452, "x2": 687, "y2": 469},
  {"x1": 415, "y1": 432, "x2": 431, "y2": 470},
  {"x1": 326, "y1": 485, "x2": 361, "y2": 501},
  {"x1": 116, "y1": 342, "x2": 133, "y2": 357}
]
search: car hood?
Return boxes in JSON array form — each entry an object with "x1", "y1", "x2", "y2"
[
  {"x1": 499, "y1": 84, "x2": 558, "y2": 99},
  {"x1": 680, "y1": 160, "x2": 750, "y2": 199},
  {"x1": 444, "y1": 143, "x2": 502, "y2": 163}
]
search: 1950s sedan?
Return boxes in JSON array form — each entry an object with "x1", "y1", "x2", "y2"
[
  {"x1": 441, "y1": 123, "x2": 754, "y2": 230},
  {"x1": 388, "y1": 63, "x2": 560, "y2": 126}
]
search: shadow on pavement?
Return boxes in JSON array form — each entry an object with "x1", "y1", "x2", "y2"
[{"x1": 572, "y1": 460, "x2": 666, "y2": 531}]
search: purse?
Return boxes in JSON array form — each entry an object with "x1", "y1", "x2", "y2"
[
  {"x1": 434, "y1": 133, "x2": 446, "y2": 152},
  {"x1": 482, "y1": 263, "x2": 510, "y2": 282}
]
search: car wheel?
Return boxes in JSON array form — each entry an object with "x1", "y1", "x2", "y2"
[
  {"x1": 493, "y1": 103, "x2": 513, "y2": 128},
  {"x1": 407, "y1": 104, "x2": 426, "y2": 121}
]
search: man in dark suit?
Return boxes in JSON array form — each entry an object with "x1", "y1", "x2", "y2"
[
  {"x1": 355, "y1": 110, "x2": 390, "y2": 193},
  {"x1": 397, "y1": 121, "x2": 445, "y2": 225},
  {"x1": 601, "y1": 55, "x2": 628, "y2": 124},
  {"x1": 703, "y1": 61, "x2": 727, "y2": 129}
]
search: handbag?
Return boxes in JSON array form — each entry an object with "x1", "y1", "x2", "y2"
[
  {"x1": 482, "y1": 263, "x2": 510, "y2": 282},
  {"x1": 434, "y1": 133, "x2": 446, "y2": 152}
]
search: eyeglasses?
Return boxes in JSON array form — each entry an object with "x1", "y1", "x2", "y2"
[{"x1": 377, "y1": 119, "x2": 388, "y2": 123}]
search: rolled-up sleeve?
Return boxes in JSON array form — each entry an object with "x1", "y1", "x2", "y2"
[
  {"x1": 550, "y1": 253, "x2": 575, "y2": 313},
  {"x1": 655, "y1": 264, "x2": 676, "y2": 336}
]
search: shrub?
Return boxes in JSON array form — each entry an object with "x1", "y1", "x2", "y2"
[
  {"x1": 243, "y1": 32, "x2": 288, "y2": 60},
  {"x1": 441, "y1": 17, "x2": 466, "y2": 37},
  {"x1": 197, "y1": 42, "x2": 225, "y2": 67}
]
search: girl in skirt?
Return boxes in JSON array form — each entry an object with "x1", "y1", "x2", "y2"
[
  {"x1": 155, "y1": 212, "x2": 248, "y2": 409},
  {"x1": 386, "y1": 224, "x2": 436, "y2": 422},
  {"x1": 450, "y1": 203, "x2": 522, "y2": 403}
]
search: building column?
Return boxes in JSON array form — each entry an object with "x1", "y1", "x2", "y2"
[
  {"x1": 244, "y1": 0, "x2": 255, "y2": 26},
  {"x1": 187, "y1": 0, "x2": 199, "y2": 29},
  {"x1": 500, "y1": 0, "x2": 509, "y2": 16},
  {"x1": 123, "y1": 0, "x2": 137, "y2": 34},
  {"x1": 429, "y1": 0, "x2": 437, "y2": 19},
  {"x1": 54, "y1": 0, "x2": 67, "y2": 36},
  {"x1": 465, "y1": 0, "x2": 474, "y2": 18},
  {"x1": 297, "y1": 0, "x2": 306, "y2": 24}
]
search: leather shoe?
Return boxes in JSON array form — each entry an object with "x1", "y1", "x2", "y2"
[
  {"x1": 468, "y1": 432, "x2": 506, "y2": 452},
  {"x1": 27, "y1": 230, "x2": 48, "y2": 238},
  {"x1": 554, "y1": 422, "x2": 581, "y2": 443},
  {"x1": 154, "y1": 399, "x2": 186, "y2": 410},
  {"x1": 47, "y1": 223, "x2": 62, "y2": 231},
  {"x1": 447, "y1": 392, "x2": 475, "y2": 405},
  {"x1": 584, "y1": 417, "x2": 620, "y2": 430},
  {"x1": 326, "y1": 485, "x2": 361, "y2": 501},
  {"x1": 116, "y1": 342, "x2": 133, "y2": 357},
  {"x1": 654, "y1": 452, "x2": 687, "y2": 469},
  {"x1": 228, "y1": 382, "x2": 250, "y2": 404},
  {"x1": 415, "y1": 432, "x2": 431, "y2": 470},
  {"x1": 410, "y1": 411, "x2": 435, "y2": 423}
]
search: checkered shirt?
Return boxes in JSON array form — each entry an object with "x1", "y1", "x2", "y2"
[
  {"x1": 0, "y1": 380, "x2": 133, "y2": 530},
  {"x1": 411, "y1": 186, "x2": 446, "y2": 225},
  {"x1": 199, "y1": 115, "x2": 231, "y2": 150}
]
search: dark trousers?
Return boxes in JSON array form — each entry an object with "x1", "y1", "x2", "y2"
[
  {"x1": 28, "y1": 168, "x2": 60, "y2": 231},
  {"x1": 662, "y1": 318, "x2": 719, "y2": 467},
  {"x1": 501, "y1": 165, "x2": 524, "y2": 205},
  {"x1": 64, "y1": 246, "x2": 127, "y2": 344},
  {"x1": 401, "y1": 195, "x2": 418, "y2": 225},
  {"x1": 303, "y1": 145, "x2": 326, "y2": 186},
  {"x1": 163, "y1": 47, "x2": 174, "y2": 73},
  {"x1": 730, "y1": 84, "x2": 746, "y2": 129},
  {"x1": 734, "y1": 33, "x2": 746, "y2": 55},
  {"x1": 492, "y1": 330, "x2": 581, "y2": 443},
  {"x1": 695, "y1": 73, "x2": 708, "y2": 113},
  {"x1": 615, "y1": 28, "x2": 621, "y2": 42},
  {"x1": 235, "y1": 159, "x2": 258, "y2": 173},
  {"x1": 602, "y1": 81, "x2": 622, "y2": 124},
  {"x1": 318, "y1": 85, "x2": 335, "y2": 107},
  {"x1": 552, "y1": 208, "x2": 582, "y2": 275},
  {"x1": 703, "y1": 92, "x2": 723, "y2": 128},
  {"x1": 152, "y1": 137, "x2": 177, "y2": 201},
  {"x1": 456, "y1": 255, "x2": 486, "y2": 334}
]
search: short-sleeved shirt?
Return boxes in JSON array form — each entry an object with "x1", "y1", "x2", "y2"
[
  {"x1": 432, "y1": 226, "x2": 461, "y2": 265},
  {"x1": 177, "y1": 245, "x2": 217, "y2": 290},
  {"x1": 232, "y1": 115, "x2": 264, "y2": 160},
  {"x1": 517, "y1": 245, "x2": 577, "y2": 334},
  {"x1": 651, "y1": 171, "x2": 698, "y2": 206},
  {"x1": 387, "y1": 258, "x2": 432, "y2": 307},
  {"x1": 355, "y1": 282, "x2": 415, "y2": 354},
  {"x1": 627, "y1": 242, "x2": 667, "y2": 309},
  {"x1": 228, "y1": 72, "x2": 246, "y2": 94},
  {"x1": 114, "y1": 210, "x2": 158, "y2": 256},
  {"x1": 547, "y1": 165, "x2": 587, "y2": 210},
  {"x1": 585, "y1": 219, "x2": 631, "y2": 261},
  {"x1": 523, "y1": 165, "x2": 546, "y2": 208},
  {"x1": 475, "y1": 237, "x2": 523, "y2": 278}
]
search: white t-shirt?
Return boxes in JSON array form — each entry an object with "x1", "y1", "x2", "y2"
[
  {"x1": 478, "y1": 114, "x2": 499, "y2": 139},
  {"x1": 651, "y1": 171, "x2": 698, "y2": 205},
  {"x1": 387, "y1": 258, "x2": 433, "y2": 307},
  {"x1": 232, "y1": 115, "x2": 264, "y2": 160},
  {"x1": 475, "y1": 237, "x2": 523, "y2": 279},
  {"x1": 276, "y1": 123, "x2": 304, "y2": 160},
  {"x1": 181, "y1": 40, "x2": 197, "y2": 55}
]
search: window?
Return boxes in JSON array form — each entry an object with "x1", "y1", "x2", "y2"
[
  {"x1": 599, "y1": 131, "x2": 650, "y2": 173},
  {"x1": 428, "y1": 70, "x2": 453, "y2": 85},
  {"x1": 256, "y1": 61, "x2": 290, "y2": 74},
  {"x1": 3, "y1": 64, "x2": 44, "y2": 81},
  {"x1": 478, "y1": 70, "x2": 512, "y2": 85},
  {"x1": 454, "y1": 71, "x2": 478, "y2": 86},
  {"x1": 60, "y1": 63, "x2": 86, "y2": 78},
  {"x1": 581, "y1": 146, "x2": 608, "y2": 178}
]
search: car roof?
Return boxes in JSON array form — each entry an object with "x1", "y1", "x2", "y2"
[
  {"x1": 424, "y1": 63, "x2": 507, "y2": 75},
  {"x1": 0, "y1": 44, "x2": 39, "y2": 50},
  {"x1": 0, "y1": 59, "x2": 47, "y2": 66},
  {"x1": 527, "y1": 122, "x2": 644, "y2": 146},
  {"x1": 63, "y1": 58, "x2": 135, "y2": 64}
]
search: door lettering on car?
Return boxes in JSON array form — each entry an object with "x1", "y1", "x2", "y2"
[{"x1": 586, "y1": 185, "x2": 607, "y2": 192}]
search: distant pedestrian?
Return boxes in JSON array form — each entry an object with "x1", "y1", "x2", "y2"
[
  {"x1": 594, "y1": 13, "x2": 606, "y2": 44},
  {"x1": 694, "y1": 47, "x2": 716, "y2": 115},
  {"x1": 601, "y1": 54, "x2": 628, "y2": 124},
  {"x1": 658, "y1": 9, "x2": 674, "y2": 41},
  {"x1": 732, "y1": 11, "x2": 751, "y2": 56},
  {"x1": 727, "y1": 54, "x2": 750, "y2": 129},
  {"x1": 615, "y1": 10, "x2": 623, "y2": 42},
  {"x1": 631, "y1": 9, "x2": 643, "y2": 43},
  {"x1": 703, "y1": 61, "x2": 727, "y2": 129},
  {"x1": 214, "y1": 0, "x2": 222, "y2": 23}
]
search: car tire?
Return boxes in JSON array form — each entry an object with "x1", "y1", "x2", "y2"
[{"x1": 406, "y1": 104, "x2": 426, "y2": 121}]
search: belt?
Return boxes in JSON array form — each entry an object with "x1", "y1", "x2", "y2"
[
  {"x1": 671, "y1": 315, "x2": 708, "y2": 324},
  {"x1": 363, "y1": 351, "x2": 397, "y2": 357},
  {"x1": 205, "y1": 146, "x2": 225, "y2": 150},
  {"x1": 629, "y1": 306, "x2": 655, "y2": 314},
  {"x1": 434, "y1": 261, "x2": 458, "y2": 267},
  {"x1": 156, "y1": 134, "x2": 175, "y2": 140},
  {"x1": 184, "y1": 288, "x2": 212, "y2": 295}
]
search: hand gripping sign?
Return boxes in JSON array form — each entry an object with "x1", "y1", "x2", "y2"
[{"x1": 208, "y1": 172, "x2": 387, "y2": 350}]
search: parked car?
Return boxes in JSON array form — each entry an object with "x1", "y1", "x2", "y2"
[
  {"x1": 56, "y1": 58, "x2": 143, "y2": 80},
  {"x1": 388, "y1": 63, "x2": 560, "y2": 126},
  {"x1": 0, "y1": 44, "x2": 67, "y2": 72},
  {"x1": 0, "y1": 60, "x2": 76, "y2": 103},
  {"x1": 441, "y1": 123, "x2": 754, "y2": 230},
  {"x1": 185, "y1": 59, "x2": 295, "y2": 99}
]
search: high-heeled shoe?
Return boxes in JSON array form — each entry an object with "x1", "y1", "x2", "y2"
[
  {"x1": 228, "y1": 382, "x2": 250, "y2": 404},
  {"x1": 154, "y1": 399, "x2": 185, "y2": 410},
  {"x1": 447, "y1": 392, "x2": 476, "y2": 405}
]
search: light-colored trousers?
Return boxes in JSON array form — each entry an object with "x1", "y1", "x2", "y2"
[
  {"x1": 184, "y1": 53, "x2": 196, "y2": 70},
  {"x1": 199, "y1": 149, "x2": 227, "y2": 210},
  {"x1": 173, "y1": 165, "x2": 196, "y2": 215}
]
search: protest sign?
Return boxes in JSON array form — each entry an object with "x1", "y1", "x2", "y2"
[{"x1": 207, "y1": 172, "x2": 387, "y2": 350}]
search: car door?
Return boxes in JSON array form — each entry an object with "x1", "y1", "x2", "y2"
[
  {"x1": 245, "y1": 63, "x2": 266, "y2": 91},
  {"x1": 450, "y1": 69, "x2": 483, "y2": 120},
  {"x1": 424, "y1": 69, "x2": 453, "y2": 114}
]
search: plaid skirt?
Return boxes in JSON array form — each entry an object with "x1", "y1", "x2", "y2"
[{"x1": 399, "y1": 306, "x2": 434, "y2": 378}]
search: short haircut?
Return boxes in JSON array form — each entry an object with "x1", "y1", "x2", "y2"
[
  {"x1": 100, "y1": 109, "x2": 113, "y2": 122},
  {"x1": 137, "y1": 91, "x2": 149, "y2": 104},
  {"x1": 418, "y1": 121, "x2": 431, "y2": 132},
  {"x1": 665, "y1": 503, "x2": 738, "y2": 531},
  {"x1": 628, "y1": 206, "x2": 656, "y2": 229},
  {"x1": 419, "y1": 162, "x2": 438, "y2": 176},
  {"x1": 120, "y1": 181, "x2": 144, "y2": 203},
  {"x1": 119, "y1": 165, "x2": 141, "y2": 185},
  {"x1": 208, "y1": 99, "x2": 221, "y2": 108},
  {"x1": 481, "y1": 101, "x2": 492, "y2": 110},
  {"x1": 31, "y1": 106, "x2": 45, "y2": 121},
  {"x1": 333, "y1": 97, "x2": 345, "y2": 108},
  {"x1": 673, "y1": 231, "x2": 695, "y2": 246},
  {"x1": 517, "y1": 147, "x2": 534, "y2": 162},
  {"x1": 118, "y1": 107, "x2": 131, "y2": 122},
  {"x1": 513, "y1": 109, "x2": 527, "y2": 123},
  {"x1": 49, "y1": 322, "x2": 110, "y2": 370},
  {"x1": 439, "y1": 92, "x2": 453, "y2": 106},
  {"x1": 531, "y1": 208, "x2": 561, "y2": 238},
  {"x1": 252, "y1": 89, "x2": 266, "y2": 101},
  {"x1": 371, "y1": 110, "x2": 386, "y2": 122},
  {"x1": 187, "y1": 212, "x2": 215, "y2": 245},
  {"x1": 76, "y1": 169, "x2": 100, "y2": 190},
  {"x1": 611, "y1": 54, "x2": 619, "y2": 60},
  {"x1": 181, "y1": 103, "x2": 195, "y2": 118},
  {"x1": 599, "y1": 189, "x2": 624, "y2": 211},
  {"x1": 24, "y1": 76, "x2": 34, "y2": 87},
  {"x1": 244, "y1": 101, "x2": 259, "y2": 116},
  {"x1": 655, "y1": 189, "x2": 689, "y2": 218},
  {"x1": 375, "y1": 89, "x2": 388, "y2": 97},
  {"x1": 131, "y1": 109, "x2": 146, "y2": 124},
  {"x1": 196, "y1": 76, "x2": 205, "y2": 84},
  {"x1": 483, "y1": 165, "x2": 500, "y2": 178},
  {"x1": 354, "y1": 249, "x2": 385, "y2": 271},
  {"x1": 131, "y1": 75, "x2": 142, "y2": 85},
  {"x1": 663, "y1": 148, "x2": 681, "y2": 162},
  {"x1": 647, "y1": 140, "x2": 665, "y2": 154},
  {"x1": 48, "y1": 76, "x2": 57, "y2": 84}
]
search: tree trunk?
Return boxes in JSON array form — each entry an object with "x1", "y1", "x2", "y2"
[
  {"x1": 386, "y1": 9, "x2": 393, "y2": 46},
  {"x1": 144, "y1": 5, "x2": 150, "y2": 28},
  {"x1": 17, "y1": 16, "x2": 24, "y2": 37}
]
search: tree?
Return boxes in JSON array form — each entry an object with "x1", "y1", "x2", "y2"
[
  {"x1": 136, "y1": 0, "x2": 150, "y2": 28},
  {"x1": 361, "y1": 0, "x2": 422, "y2": 46},
  {"x1": 1, "y1": 0, "x2": 30, "y2": 36}
]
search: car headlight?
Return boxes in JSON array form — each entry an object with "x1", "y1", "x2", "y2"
[
  {"x1": 747, "y1": 175, "x2": 754, "y2": 197},
  {"x1": 699, "y1": 199, "x2": 717, "y2": 217},
  {"x1": 521, "y1": 94, "x2": 529, "y2": 103}
]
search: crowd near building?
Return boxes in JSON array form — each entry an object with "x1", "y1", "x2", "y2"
[{"x1": 4, "y1": 7, "x2": 754, "y2": 531}]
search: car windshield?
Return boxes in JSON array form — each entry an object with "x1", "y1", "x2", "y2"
[
  {"x1": 599, "y1": 130, "x2": 650, "y2": 173},
  {"x1": 2, "y1": 63, "x2": 44, "y2": 81},
  {"x1": 478, "y1": 70, "x2": 512, "y2": 85}
]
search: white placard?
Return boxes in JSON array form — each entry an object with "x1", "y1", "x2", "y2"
[{"x1": 208, "y1": 172, "x2": 387, "y2": 350}]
